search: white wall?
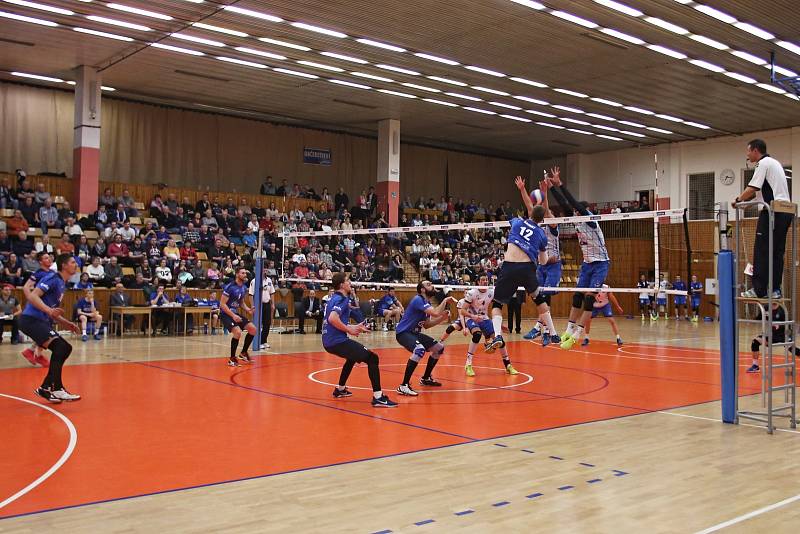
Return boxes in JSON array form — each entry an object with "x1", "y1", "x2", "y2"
[{"x1": 564, "y1": 126, "x2": 800, "y2": 217}]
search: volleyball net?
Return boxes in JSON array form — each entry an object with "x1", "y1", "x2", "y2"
[{"x1": 275, "y1": 208, "x2": 693, "y2": 305}]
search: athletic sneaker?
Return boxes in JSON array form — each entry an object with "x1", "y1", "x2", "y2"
[
  {"x1": 33, "y1": 352, "x2": 50, "y2": 367},
  {"x1": 523, "y1": 328, "x2": 541, "y2": 340},
  {"x1": 747, "y1": 364, "x2": 760, "y2": 373},
  {"x1": 420, "y1": 376, "x2": 442, "y2": 386},
  {"x1": 542, "y1": 333, "x2": 551, "y2": 347},
  {"x1": 465, "y1": 364, "x2": 475, "y2": 377},
  {"x1": 93, "y1": 333, "x2": 102, "y2": 341},
  {"x1": 581, "y1": 338, "x2": 589, "y2": 346},
  {"x1": 332, "y1": 387, "x2": 353, "y2": 398},
  {"x1": 34, "y1": 387, "x2": 61, "y2": 404},
  {"x1": 227, "y1": 357, "x2": 239, "y2": 367},
  {"x1": 238, "y1": 352, "x2": 253, "y2": 364},
  {"x1": 560, "y1": 331, "x2": 572, "y2": 342},
  {"x1": 52, "y1": 388, "x2": 81, "y2": 401},
  {"x1": 560, "y1": 336, "x2": 577, "y2": 350},
  {"x1": 550, "y1": 334, "x2": 561, "y2": 345},
  {"x1": 397, "y1": 384, "x2": 419, "y2": 396},
  {"x1": 617, "y1": 338, "x2": 624, "y2": 346},
  {"x1": 691, "y1": 316, "x2": 699, "y2": 323},
  {"x1": 741, "y1": 288, "x2": 758, "y2": 298},
  {"x1": 372, "y1": 395, "x2": 398, "y2": 408},
  {"x1": 21, "y1": 348, "x2": 37, "y2": 366},
  {"x1": 382, "y1": 323, "x2": 389, "y2": 332},
  {"x1": 81, "y1": 334, "x2": 88, "y2": 342},
  {"x1": 484, "y1": 335, "x2": 505, "y2": 354},
  {"x1": 505, "y1": 364, "x2": 518, "y2": 375}
]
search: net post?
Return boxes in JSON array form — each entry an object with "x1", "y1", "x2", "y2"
[
  {"x1": 653, "y1": 153, "x2": 660, "y2": 284},
  {"x1": 253, "y1": 230, "x2": 264, "y2": 345},
  {"x1": 718, "y1": 201, "x2": 737, "y2": 424}
]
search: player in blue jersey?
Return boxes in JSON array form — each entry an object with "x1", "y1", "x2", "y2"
[
  {"x1": 524, "y1": 176, "x2": 562, "y2": 346},
  {"x1": 548, "y1": 169, "x2": 610, "y2": 350},
  {"x1": 395, "y1": 280, "x2": 455, "y2": 396},
  {"x1": 20, "y1": 252, "x2": 55, "y2": 367},
  {"x1": 322, "y1": 273, "x2": 397, "y2": 407},
  {"x1": 220, "y1": 267, "x2": 257, "y2": 366},
  {"x1": 485, "y1": 176, "x2": 560, "y2": 358},
  {"x1": 672, "y1": 275, "x2": 688, "y2": 320},
  {"x1": 19, "y1": 253, "x2": 81, "y2": 403},
  {"x1": 376, "y1": 287, "x2": 403, "y2": 331},
  {"x1": 689, "y1": 274, "x2": 703, "y2": 322}
]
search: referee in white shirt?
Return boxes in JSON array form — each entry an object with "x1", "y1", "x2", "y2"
[
  {"x1": 249, "y1": 269, "x2": 275, "y2": 349},
  {"x1": 734, "y1": 139, "x2": 793, "y2": 298}
]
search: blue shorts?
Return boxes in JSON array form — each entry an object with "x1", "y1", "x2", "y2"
[
  {"x1": 591, "y1": 303, "x2": 613, "y2": 318},
  {"x1": 577, "y1": 261, "x2": 610, "y2": 290},
  {"x1": 396, "y1": 330, "x2": 437, "y2": 353},
  {"x1": 19, "y1": 315, "x2": 60, "y2": 346},
  {"x1": 691, "y1": 298, "x2": 701, "y2": 309},
  {"x1": 639, "y1": 297, "x2": 650, "y2": 306},
  {"x1": 674, "y1": 297, "x2": 687, "y2": 305},
  {"x1": 537, "y1": 262, "x2": 562, "y2": 295},
  {"x1": 465, "y1": 318, "x2": 494, "y2": 337},
  {"x1": 656, "y1": 298, "x2": 667, "y2": 306}
]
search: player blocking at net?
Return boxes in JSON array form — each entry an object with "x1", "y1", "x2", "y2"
[
  {"x1": 485, "y1": 176, "x2": 559, "y2": 355},
  {"x1": 438, "y1": 274, "x2": 517, "y2": 377},
  {"x1": 547, "y1": 169, "x2": 610, "y2": 350},
  {"x1": 322, "y1": 273, "x2": 397, "y2": 407}
]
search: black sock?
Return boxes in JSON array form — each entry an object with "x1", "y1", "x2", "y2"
[
  {"x1": 366, "y1": 353, "x2": 382, "y2": 392},
  {"x1": 422, "y1": 356, "x2": 439, "y2": 379},
  {"x1": 43, "y1": 338, "x2": 71, "y2": 390},
  {"x1": 402, "y1": 359, "x2": 419, "y2": 385},
  {"x1": 230, "y1": 337, "x2": 239, "y2": 359},
  {"x1": 241, "y1": 333, "x2": 254, "y2": 354},
  {"x1": 338, "y1": 360, "x2": 356, "y2": 387}
]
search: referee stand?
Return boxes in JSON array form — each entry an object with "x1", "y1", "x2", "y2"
[{"x1": 719, "y1": 200, "x2": 798, "y2": 433}]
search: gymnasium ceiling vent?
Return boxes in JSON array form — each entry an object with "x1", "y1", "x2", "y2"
[
  {"x1": 174, "y1": 70, "x2": 231, "y2": 83},
  {"x1": 332, "y1": 98, "x2": 378, "y2": 110},
  {"x1": 580, "y1": 32, "x2": 629, "y2": 50}
]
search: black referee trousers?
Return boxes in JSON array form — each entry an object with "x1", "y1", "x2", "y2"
[{"x1": 753, "y1": 210, "x2": 793, "y2": 297}]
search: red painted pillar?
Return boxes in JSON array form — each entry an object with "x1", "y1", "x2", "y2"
[
  {"x1": 376, "y1": 119, "x2": 400, "y2": 226},
  {"x1": 73, "y1": 66, "x2": 101, "y2": 214}
]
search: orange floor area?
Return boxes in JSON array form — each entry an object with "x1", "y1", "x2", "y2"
[{"x1": 0, "y1": 339, "x2": 765, "y2": 519}]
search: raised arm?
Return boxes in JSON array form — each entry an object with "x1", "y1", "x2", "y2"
[{"x1": 514, "y1": 176, "x2": 534, "y2": 218}]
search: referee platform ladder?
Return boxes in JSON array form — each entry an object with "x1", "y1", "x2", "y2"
[{"x1": 733, "y1": 200, "x2": 798, "y2": 433}]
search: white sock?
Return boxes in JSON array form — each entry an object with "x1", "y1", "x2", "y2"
[
  {"x1": 540, "y1": 311, "x2": 557, "y2": 337},
  {"x1": 337, "y1": 385, "x2": 346, "y2": 391},
  {"x1": 82, "y1": 329, "x2": 87, "y2": 335},
  {"x1": 573, "y1": 325, "x2": 585, "y2": 341},
  {"x1": 565, "y1": 321, "x2": 576, "y2": 336},
  {"x1": 373, "y1": 391, "x2": 383, "y2": 399},
  {"x1": 466, "y1": 349, "x2": 475, "y2": 366},
  {"x1": 492, "y1": 313, "x2": 503, "y2": 337}
]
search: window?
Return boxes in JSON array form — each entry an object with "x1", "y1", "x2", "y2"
[
  {"x1": 688, "y1": 172, "x2": 715, "y2": 220},
  {"x1": 741, "y1": 166, "x2": 792, "y2": 218}
]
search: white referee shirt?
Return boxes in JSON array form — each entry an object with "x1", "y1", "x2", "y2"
[
  {"x1": 749, "y1": 155, "x2": 790, "y2": 207},
  {"x1": 249, "y1": 276, "x2": 276, "y2": 303}
]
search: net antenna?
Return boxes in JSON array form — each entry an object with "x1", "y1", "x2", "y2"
[{"x1": 770, "y1": 51, "x2": 800, "y2": 99}]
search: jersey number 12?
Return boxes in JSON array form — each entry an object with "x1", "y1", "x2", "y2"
[{"x1": 518, "y1": 228, "x2": 534, "y2": 241}]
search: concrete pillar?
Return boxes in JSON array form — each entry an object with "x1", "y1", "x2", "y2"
[
  {"x1": 376, "y1": 119, "x2": 400, "y2": 226},
  {"x1": 73, "y1": 65, "x2": 101, "y2": 214}
]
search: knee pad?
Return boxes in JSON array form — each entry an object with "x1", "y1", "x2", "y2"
[
  {"x1": 431, "y1": 343, "x2": 444, "y2": 359},
  {"x1": 583, "y1": 294, "x2": 596, "y2": 311},
  {"x1": 471, "y1": 331, "x2": 482, "y2": 344},
  {"x1": 49, "y1": 337, "x2": 72, "y2": 360},
  {"x1": 572, "y1": 292, "x2": 584, "y2": 309},
  {"x1": 752, "y1": 339, "x2": 762, "y2": 352},
  {"x1": 411, "y1": 344, "x2": 424, "y2": 362},
  {"x1": 445, "y1": 324, "x2": 456, "y2": 335},
  {"x1": 534, "y1": 293, "x2": 547, "y2": 306},
  {"x1": 491, "y1": 302, "x2": 502, "y2": 310}
]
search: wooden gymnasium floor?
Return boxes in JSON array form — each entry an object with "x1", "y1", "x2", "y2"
[{"x1": 1, "y1": 317, "x2": 799, "y2": 533}]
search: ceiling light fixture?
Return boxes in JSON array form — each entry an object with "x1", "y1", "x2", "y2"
[
  {"x1": 273, "y1": 68, "x2": 319, "y2": 79},
  {"x1": 499, "y1": 114, "x2": 532, "y2": 122},
  {"x1": 655, "y1": 114, "x2": 683, "y2": 122},
  {"x1": 688, "y1": 34, "x2": 729, "y2": 50},
  {"x1": 402, "y1": 82, "x2": 440, "y2": 92},
  {"x1": 514, "y1": 95, "x2": 549, "y2": 105},
  {"x1": 567, "y1": 128, "x2": 593, "y2": 135},
  {"x1": 3, "y1": 0, "x2": 72, "y2": 15},
  {"x1": 733, "y1": 22, "x2": 774, "y2": 40},
  {"x1": 329, "y1": 79, "x2": 371, "y2": 89},
  {"x1": 489, "y1": 101, "x2": 522, "y2": 110},
  {"x1": 590, "y1": 97, "x2": 622, "y2": 106},
  {"x1": 235, "y1": 47, "x2": 286, "y2": 60},
  {"x1": 553, "y1": 88, "x2": 589, "y2": 98},
  {"x1": 693, "y1": 4, "x2": 737, "y2": 24},
  {"x1": 644, "y1": 17, "x2": 689, "y2": 35},
  {"x1": 473, "y1": 86, "x2": 509, "y2": 96},
  {"x1": 222, "y1": 6, "x2": 283, "y2": 23},
  {"x1": 74, "y1": 27, "x2": 133, "y2": 41},
  {"x1": 599, "y1": 28, "x2": 645, "y2": 45},
  {"x1": 597, "y1": 134, "x2": 623, "y2": 141},
  {"x1": 291, "y1": 22, "x2": 347, "y2": 38},
  {"x1": 647, "y1": 45, "x2": 687, "y2": 59},
  {"x1": 378, "y1": 89, "x2": 416, "y2": 98},
  {"x1": 509, "y1": 0, "x2": 546, "y2": 9},
  {"x1": 427, "y1": 75, "x2": 467, "y2": 86},
  {"x1": 552, "y1": 104, "x2": 584, "y2": 113},
  {"x1": 592, "y1": 0, "x2": 643, "y2": 17},
  {"x1": 646, "y1": 127, "x2": 674, "y2": 134},
  {"x1": 107, "y1": 3, "x2": 172, "y2": 21},
  {"x1": 11, "y1": 71, "x2": 63, "y2": 82},
  {"x1": 445, "y1": 92, "x2": 482, "y2": 101},
  {"x1": 423, "y1": 98, "x2": 458, "y2": 107},
  {"x1": 151, "y1": 42, "x2": 204, "y2": 55},
  {"x1": 689, "y1": 59, "x2": 725, "y2": 72},
  {"x1": 723, "y1": 72, "x2": 757, "y2": 84},
  {"x1": 560, "y1": 117, "x2": 591, "y2": 125},
  {"x1": 258, "y1": 37, "x2": 310, "y2": 51},
  {"x1": 586, "y1": 112, "x2": 615, "y2": 121},
  {"x1": 351, "y1": 72, "x2": 394, "y2": 82},
  {"x1": 414, "y1": 52, "x2": 459, "y2": 65},
  {"x1": 86, "y1": 15, "x2": 151, "y2": 31},
  {"x1": 730, "y1": 50, "x2": 766, "y2": 65},
  {"x1": 623, "y1": 106, "x2": 654, "y2": 115},
  {"x1": 320, "y1": 52, "x2": 368, "y2": 64},
  {"x1": 376, "y1": 64, "x2": 420, "y2": 75},
  {"x1": 297, "y1": 60, "x2": 343, "y2": 72},
  {"x1": 525, "y1": 110, "x2": 556, "y2": 118},
  {"x1": 684, "y1": 121, "x2": 711, "y2": 129},
  {"x1": 463, "y1": 107, "x2": 496, "y2": 115},
  {"x1": 620, "y1": 130, "x2": 647, "y2": 138},
  {"x1": 464, "y1": 65, "x2": 505, "y2": 77},
  {"x1": 536, "y1": 122, "x2": 565, "y2": 129},
  {"x1": 356, "y1": 38, "x2": 406, "y2": 52},
  {"x1": 509, "y1": 76, "x2": 547, "y2": 88},
  {"x1": 171, "y1": 33, "x2": 224, "y2": 47},
  {"x1": 551, "y1": 11, "x2": 598, "y2": 28}
]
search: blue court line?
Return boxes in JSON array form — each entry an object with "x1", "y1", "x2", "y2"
[
  {"x1": 526, "y1": 492, "x2": 544, "y2": 499},
  {"x1": 587, "y1": 479, "x2": 602, "y2": 484},
  {"x1": 521, "y1": 449, "x2": 535, "y2": 453},
  {"x1": 492, "y1": 501, "x2": 510, "y2": 507},
  {"x1": 579, "y1": 462, "x2": 595, "y2": 467},
  {"x1": 454, "y1": 510, "x2": 474, "y2": 516},
  {"x1": 494, "y1": 443, "x2": 508, "y2": 447},
  {"x1": 414, "y1": 519, "x2": 435, "y2": 526},
  {"x1": 613, "y1": 470, "x2": 629, "y2": 476},
  {"x1": 549, "y1": 455, "x2": 564, "y2": 460},
  {"x1": 372, "y1": 530, "x2": 392, "y2": 534},
  {"x1": 558, "y1": 485, "x2": 574, "y2": 491}
]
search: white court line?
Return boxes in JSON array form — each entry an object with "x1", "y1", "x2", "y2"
[
  {"x1": 656, "y1": 410, "x2": 800, "y2": 434},
  {"x1": 0, "y1": 393, "x2": 78, "y2": 509},
  {"x1": 694, "y1": 493, "x2": 800, "y2": 533}
]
